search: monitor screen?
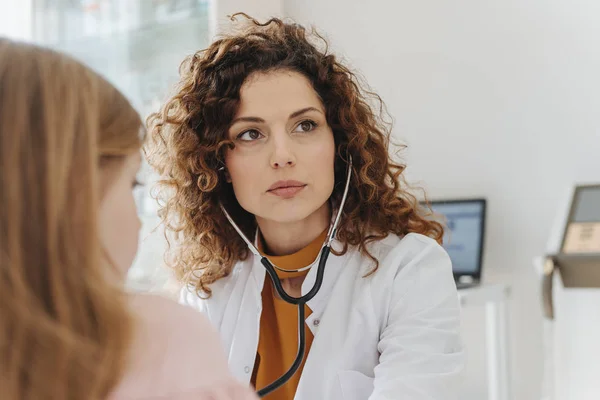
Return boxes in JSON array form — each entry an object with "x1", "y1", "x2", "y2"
[
  {"x1": 428, "y1": 200, "x2": 485, "y2": 275},
  {"x1": 571, "y1": 186, "x2": 600, "y2": 223}
]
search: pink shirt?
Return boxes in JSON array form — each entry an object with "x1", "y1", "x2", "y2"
[{"x1": 110, "y1": 293, "x2": 258, "y2": 400}]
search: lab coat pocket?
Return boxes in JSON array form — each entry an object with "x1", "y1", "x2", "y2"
[{"x1": 337, "y1": 370, "x2": 374, "y2": 400}]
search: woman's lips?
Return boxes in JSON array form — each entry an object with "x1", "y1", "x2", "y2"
[{"x1": 267, "y1": 181, "x2": 307, "y2": 199}]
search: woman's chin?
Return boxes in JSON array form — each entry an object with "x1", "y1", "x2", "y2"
[{"x1": 254, "y1": 202, "x2": 330, "y2": 226}]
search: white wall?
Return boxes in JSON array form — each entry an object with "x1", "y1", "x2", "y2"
[
  {"x1": 211, "y1": 0, "x2": 283, "y2": 37},
  {"x1": 0, "y1": 0, "x2": 32, "y2": 40},
  {"x1": 282, "y1": 1, "x2": 600, "y2": 399}
]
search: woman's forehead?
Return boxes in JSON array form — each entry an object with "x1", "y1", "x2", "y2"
[{"x1": 235, "y1": 70, "x2": 323, "y2": 119}]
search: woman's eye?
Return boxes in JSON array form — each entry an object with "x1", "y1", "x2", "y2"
[
  {"x1": 295, "y1": 120, "x2": 317, "y2": 133},
  {"x1": 237, "y1": 129, "x2": 263, "y2": 141}
]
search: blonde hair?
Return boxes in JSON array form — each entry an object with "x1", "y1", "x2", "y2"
[{"x1": 0, "y1": 39, "x2": 142, "y2": 399}]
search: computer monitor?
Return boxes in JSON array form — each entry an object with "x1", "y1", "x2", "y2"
[{"x1": 426, "y1": 198, "x2": 487, "y2": 282}]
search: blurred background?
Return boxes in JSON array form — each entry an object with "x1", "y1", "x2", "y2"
[{"x1": 2, "y1": 1, "x2": 600, "y2": 399}]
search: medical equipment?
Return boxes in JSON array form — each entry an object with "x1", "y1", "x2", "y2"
[
  {"x1": 219, "y1": 156, "x2": 353, "y2": 397},
  {"x1": 542, "y1": 184, "x2": 600, "y2": 319},
  {"x1": 536, "y1": 184, "x2": 600, "y2": 399}
]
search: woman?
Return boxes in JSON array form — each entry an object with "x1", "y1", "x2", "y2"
[
  {"x1": 0, "y1": 39, "x2": 257, "y2": 400},
  {"x1": 147, "y1": 14, "x2": 464, "y2": 400}
]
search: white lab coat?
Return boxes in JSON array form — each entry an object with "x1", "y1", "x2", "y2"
[{"x1": 180, "y1": 233, "x2": 464, "y2": 400}]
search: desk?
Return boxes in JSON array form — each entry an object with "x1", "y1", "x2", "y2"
[{"x1": 459, "y1": 283, "x2": 512, "y2": 400}]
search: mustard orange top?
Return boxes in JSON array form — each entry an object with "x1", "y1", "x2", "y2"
[{"x1": 251, "y1": 229, "x2": 328, "y2": 400}]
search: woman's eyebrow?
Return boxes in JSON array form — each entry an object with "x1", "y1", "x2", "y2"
[
  {"x1": 230, "y1": 106, "x2": 323, "y2": 126},
  {"x1": 288, "y1": 106, "x2": 323, "y2": 119},
  {"x1": 230, "y1": 116, "x2": 265, "y2": 125}
]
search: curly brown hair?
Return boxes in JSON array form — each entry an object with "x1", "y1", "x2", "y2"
[{"x1": 146, "y1": 14, "x2": 443, "y2": 296}]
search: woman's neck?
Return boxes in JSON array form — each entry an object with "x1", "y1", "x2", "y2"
[{"x1": 256, "y1": 202, "x2": 331, "y2": 256}]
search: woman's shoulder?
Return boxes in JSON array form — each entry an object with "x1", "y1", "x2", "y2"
[
  {"x1": 364, "y1": 233, "x2": 457, "y2": 317},
  {"x1": 111, "y1": 293, "x2": 256, "y2": 399},
  {"x1": 368, "y1": 232, "x2": 447, "y2": 261},
  {"x1": 366, "y1": 232, "x2": 452, "y2": 278}
]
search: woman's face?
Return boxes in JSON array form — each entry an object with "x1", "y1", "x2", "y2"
[
  {"x1": 224, "y1": 70, "x2": 336, "y2": 225},
  {"x1": 98, "y1": 152, "x2": 142, "y2": 274}
]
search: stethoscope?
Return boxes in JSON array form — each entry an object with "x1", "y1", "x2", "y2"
[{"x1": 219, "y1": 156, "x2": 353, "y2": 397}]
